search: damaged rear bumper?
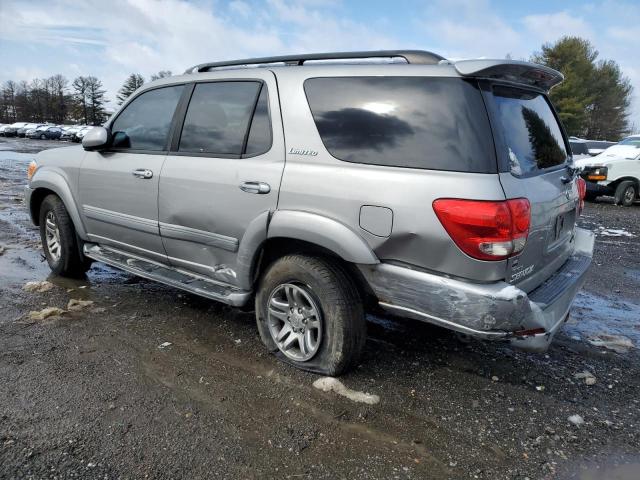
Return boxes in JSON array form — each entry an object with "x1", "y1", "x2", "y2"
[{"x1": 358, "y1": 227, "x2": 595, "y2": 352}]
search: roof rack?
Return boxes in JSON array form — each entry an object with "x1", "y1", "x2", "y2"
[{"x1": 184, "y1": 50, "x2": 446, "y2": 74}]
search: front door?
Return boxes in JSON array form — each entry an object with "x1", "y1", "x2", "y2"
[
  {"x1": 159, "y1": 72, "x2": 284, "y2": 287},
  {"x1": 78, "y1": 84, "x2": 185, "y2": 262}
]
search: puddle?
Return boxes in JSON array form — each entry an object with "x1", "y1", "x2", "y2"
[{"x1": 565, "y1": 291, "x2": 640, "y2": 350}]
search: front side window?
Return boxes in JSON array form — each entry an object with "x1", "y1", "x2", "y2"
[
  {"x1": 111, "y1": 85, "x2": 184, "y2": 151},
  {"x1": 304, "y1": 76, "x2": 496, "y2": 173},
  {"x1": 179, "y1": 81, "x2": 268, "y2": 156},
  {"x1": 491, "y1": 86, "x2": 568, "y2": 175}
]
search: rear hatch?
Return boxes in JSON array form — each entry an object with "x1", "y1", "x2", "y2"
[{"x1": 484, "y1": 83, "x2": 580, "y2": 292}]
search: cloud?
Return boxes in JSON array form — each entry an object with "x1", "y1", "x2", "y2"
[
  {"x1": 0, "y1": 0, "x2": 638, "y2": 131},
  {"x1": 522, "y1": 11, "x2": 593, "y2": 44}
]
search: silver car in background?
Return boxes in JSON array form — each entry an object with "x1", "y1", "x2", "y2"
[{"x1": 25, "y1": 50, "x2": 594, "y2": 375}]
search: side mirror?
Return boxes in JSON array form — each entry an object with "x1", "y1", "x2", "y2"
[{"x1": 82, "y1": 127, "x2": 112, "y2": 151}]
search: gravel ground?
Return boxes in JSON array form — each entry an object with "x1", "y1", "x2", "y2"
[{"x1": 1, "y1": 137, "x2": 639, "y2": 480}]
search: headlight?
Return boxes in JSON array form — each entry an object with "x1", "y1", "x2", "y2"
[
  {"x1": 27, "y1": 160, "x2": 38, "y2": 181},
  {"x1": 586, "y1": 166, "x2": 607, "y2": 181}
]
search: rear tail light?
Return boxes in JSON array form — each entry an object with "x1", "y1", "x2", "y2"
[
  {"x1": 576, "y1": 177, "x2": 586, "y2": 216},
  {"x1": 433, "y1": 198, "x2": 531, "y2": 261}
]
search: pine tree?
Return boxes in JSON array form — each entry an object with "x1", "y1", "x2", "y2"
[
  {"x1": 150, "y1": 70, "x2": 172, "y2": 81},
  {"x1": 85, "y1": 76, "x2": 108, "y2": 125},
  {"x1": 532, "y1": 36, "x2": 633, "y2": 140},
  {"x1": 116, "y1": 74, "x2": 144, "y2": 105},
  {"x1": 72, "y1": 76, "x2": 89, "y2": 124}
]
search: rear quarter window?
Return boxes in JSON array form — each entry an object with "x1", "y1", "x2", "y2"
[
  {"x1": 490, "y1": 85, "x2": 568, "y2": 175},
  {"x1": 304, "y1": 77, "x2": 496, "y2": 173}
]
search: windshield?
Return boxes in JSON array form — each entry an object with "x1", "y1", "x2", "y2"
[
  {"x1": 491, "y1": 85, "x2": 568, "y2": 175},
  {"x1": 570, "y1": 141, "x2": 589, "y2": 155},
  {"x1": 619, "y1": 137, "x2": 640, "y2": 148}
]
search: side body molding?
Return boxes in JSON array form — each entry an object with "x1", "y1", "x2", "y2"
[
  {"x1": 28, "y1": 169, "x2": 88, "y2": 239},
  {"x1": 267, "y1": 210, "x2": 379, "y2": 265}
]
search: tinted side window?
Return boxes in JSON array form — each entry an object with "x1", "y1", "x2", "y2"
[
  {"x1": 179, "y1": 82, "x2": 261, "y2": 155},
  {"x1": 111, "y1": 85, "x2": 184, "y2": 151},
  {"x1": 304, "y1": 77, "x2": 496, "y2": 173},
  {"x1": 245, "y1": 86, "x2": 272, "y2": 155},
  {"x1": 491, "y1": 86, "x2": 568, "y2": 175}
]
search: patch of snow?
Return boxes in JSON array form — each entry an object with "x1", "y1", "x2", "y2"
[
  {"x1": 597, "y1": 227, "x2": 635, "y2": 237},
  {"x1": 313, "y1": 377, "x2": 380, "y2": 405},
  {"x1": 587, "y1": 334, "x2": 634, "y2": 353},
  {"x1": 67, "y1": 299, "x2": 94, "y2": 311},
  {"x1": 23, "y1": 280, "x2": 54, "y2": 293},
  {"x1": 158, "y1": 342, "x2": 172, "y2": 349},
  {"x1": 28, "y1": 307, "x2": 64, "y2": 321},
  {"x1": 568, "y1": 414, "x2": 585, "y2": 426}
]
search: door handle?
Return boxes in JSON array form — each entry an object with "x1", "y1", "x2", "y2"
[
  {"x1": 240, "y1": 181, "x2": 270, "y2": 194},
  {"x1": 132, "y1": 169, "x2": 153, "y2": 179}
]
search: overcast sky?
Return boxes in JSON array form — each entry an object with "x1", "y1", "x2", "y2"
[{"x1": 0, "y1": 0, "x2": 638, "y2": 132}]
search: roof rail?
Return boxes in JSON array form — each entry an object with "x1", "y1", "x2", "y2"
[{"x1": 184, "y1": 50, "x2": 446, "y2": 74}]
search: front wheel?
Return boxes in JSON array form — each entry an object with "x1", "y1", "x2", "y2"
[
  {"x1": 614, "y1": 181, "x2": 637, "y2": 207},
  {"x1": 39, "y1": 194, "x2": 92, "y2": 277},
  {"x1": 40, "y1": 134, "x2": 46, "y2": 140},
  {"x1": 255, "y1": 254, "x2": 365, "y2": 376}
]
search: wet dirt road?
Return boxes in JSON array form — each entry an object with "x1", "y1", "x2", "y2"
[{"x1": 1, "y1": 138, "x2": 639, "y2": 479}]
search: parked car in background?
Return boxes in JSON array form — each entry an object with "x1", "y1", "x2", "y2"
[
  {"x1": 576, "y1": 134, "x2": 640, "y2": 206},
  {"x1": 60, "y1": 126, "x2": 81, "y2": 141},
  {"x1": 24, "y1": 126, "x2": 44, "y2": 138},
  {"x1": 0, "y1": 124, "x2": 8, "y2": 136},
  {"x1": 585, "y1": 140, "x2": 616, "y2": 156},
  {"x1": 73, "y1": 126, "x2": 93, "y2": 142},
  {"x1": 3, "y1": 122, "x2": 29, "y2": 137},
  {"x1": 28, "y1": 126, "x2": 63, "y2": 140},
  {"x1": 18, "y1": 123, "x2": 44, "y2": 137},
  {"x1": 569, "y1": 139, "x2": 591, "y2": 160},
  {"x1": 25, "y1": 50, "x2": 593, "y2": 375}
]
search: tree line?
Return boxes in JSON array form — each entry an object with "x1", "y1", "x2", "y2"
[
  {"x1": 0, "y1": 75, "x2": 108, "y2": 125},
  {"x1": 0, "y1": 70, "x2": 172, "y2": 126},
  {"x1": 0, "y1": 37, "x2": 634, "y2": 138}
]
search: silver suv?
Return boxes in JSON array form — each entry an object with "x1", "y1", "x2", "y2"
[{"x1": 25, "y1": 51, "x2": 594, "y2": 375}]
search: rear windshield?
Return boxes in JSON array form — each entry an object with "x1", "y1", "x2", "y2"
[
  {"x1": 304, "y1": 77, "x2": 496, "y2": 173},
  {"x1": 491, "y1": 85, "x2": 568, "y2": 175}
]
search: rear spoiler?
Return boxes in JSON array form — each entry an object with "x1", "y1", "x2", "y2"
[{"x1": 453, "y1": 59, "x2": 563, "y2": 92}]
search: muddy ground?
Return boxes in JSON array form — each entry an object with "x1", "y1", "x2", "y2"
[{"x1": 1, "y1": 137, "x2": 639, "y2": 480}]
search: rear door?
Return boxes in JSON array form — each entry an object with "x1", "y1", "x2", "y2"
[
  {"x1": 158, "y1": 72, "x2": 284, "y2": 287},
  {"x1": 484, "y1": 83, "x2": 579, "y2": 292}
]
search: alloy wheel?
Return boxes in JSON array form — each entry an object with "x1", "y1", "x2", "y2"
[
  {"x1": 44, "y1": 210, "x2": 62, "y2": 262},
  {"x1": 267, "y1": 283, "x2": 323, "y2": 362}
]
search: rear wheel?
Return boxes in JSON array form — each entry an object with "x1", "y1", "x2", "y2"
[
  {"x1": 40, "y1": 134, "x2": 46, "y2": 140},
  {"x1": 39, "y1": 194, "x2": 92, "y2": 277},
  {"x1": 614, "y1": 181, "x2": 637, "y2": 207},
  {"x1": 255, "y1": 254, "x2": 365, "y2": 376}
]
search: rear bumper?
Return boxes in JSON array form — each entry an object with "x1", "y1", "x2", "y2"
[{"x1": 359, "y1": 227, "x2": 595, "y2": 352}]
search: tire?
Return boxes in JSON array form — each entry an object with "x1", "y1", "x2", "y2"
[
  {"x1": 39, "y1": 194, "x2": 92, "y2": 277},
  {"x1": 614, "y1": 181, "x2": 637, "y2": 207},
  {"x1": 40, "y1": 134, "x2": 46, "y2": 140},
  {"x1": 255, "y1": 254, "x2": 366, "y2": 376}
]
